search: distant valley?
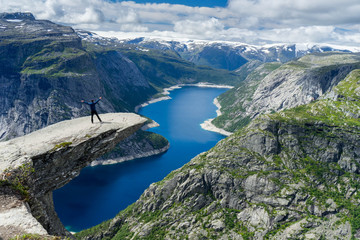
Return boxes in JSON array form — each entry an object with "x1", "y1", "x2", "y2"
[
  {"x1": 120, "y1": 36, "x2": 359, "y2": 71},
  {"x1": 2, "y1": 12, "x2": 360, "y2": 240},
  {"x1": 78, "y1": 52, "x2": 360, "y2": 240}
]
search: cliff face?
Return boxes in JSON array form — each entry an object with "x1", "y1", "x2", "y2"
[
  {"x1": 92, "y1": 129, "x2": 169, "y2": 166},
  {"x1": 77, "y1": 70, "x2": 360, "y2": 239},
  {"x1": 0, "y1": 12, "x2": 242, "y2": 142},
  {"x1": 0, "y1": 13, "x2": 155, "y2": 140},
  {"x1": 212, "y1": 62, "x2": 282, "y2": 132},
  {"x1": 0, "y1": 113, "x2": 146, "y2": 239},
  {"x1": 79, "y1": 30, "x2": 243, "y2": 88},
  {"x1": 213, "y1": 52, "x2": 360, "y2": 132}
]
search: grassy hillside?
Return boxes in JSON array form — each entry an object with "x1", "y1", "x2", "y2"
[
  {"x1": 75, "y1": 67, "x2": 360, "y2": 240},
  {"x1": 119, "y1": 47, "x2": 243, "y2": 90},
  {"x1": 212, "y1": 62, "x2": 282, "y2": 131},
  {"x1": 212, "y1": 53, "x2": 360, "y2": 133}
]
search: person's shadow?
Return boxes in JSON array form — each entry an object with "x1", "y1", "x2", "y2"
[{"x1": 94, "y1": 121, "x2": 111, "y2": 124}]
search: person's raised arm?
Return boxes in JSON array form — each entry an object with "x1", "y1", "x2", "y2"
[{"x1": 94, "y1": 97, "x2": 102, "y2": 104}]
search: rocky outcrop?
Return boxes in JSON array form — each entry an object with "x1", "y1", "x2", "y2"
[
  {"x1": 77, "y1": 70, "x2": 360, "y2": 239},
  {"x1": 91, "y1": 130, "x2": 169, "y2": 166},
  {"x1": 0, "y1": 12, "x2": 156, "y2": 140},
  {"x1": 0, "y1": 12, "x2": 35, "y2": 20},
  {"x1": 248, "y1": 53, "x2": 360, "y2": 117},
  {"x1": 0, "y1": 12, "x2": 241, "y2": 142},
  {"x1": 0, "y1": 113, "x2": 146, "y2": 239},
  {"x1": 213, "y1": 62, "x2": 282, "y2": 131},
  {"x1": 213, "y1": 52, "x2": 360, "y2": 132}
]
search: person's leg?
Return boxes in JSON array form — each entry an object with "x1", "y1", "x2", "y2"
[
  {"x1": 95, "y1": 111, "x2": 102, "y2": 122},
  {"x1": 91, "y1": 111, "x2": 94, "y2": 123}
]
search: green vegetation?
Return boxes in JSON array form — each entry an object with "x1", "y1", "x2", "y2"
[
  {"x1": 75, "y1": 202, "x2": 168, "y2": 239},
  {"x1": 212, "y1": 62, "x2": 281, "y2": 132},
  {"x1": 74, "y1": 219, "x2": 112, "y2": 239},
  {"x1": 271, "y1": 69, "x2": 360, "y2": 128},
  {"x1": 21, "y1": 43, "x2": 91, "y2": 78},
  {"x1": 255, "y1": 69, "x2": 360, "y2": 238},
  {"x1": 112, "y1": 224, "x2": 134, "y2": 239},
  {"x1": 100, "y1": 130, "x2": 168, "y2": 161},
  {"x1": 335, "y1": 69, "x2": 360, "y2": 99},
  {"x1": 119, "y1": 47, "x2": 242, "y2": 88},
  {"x1": 139, "y1": 225, "x2": 168, "y2": 240},
  {"x1": 51, "y1": 142, "x2": 72, "y2": 152},
  {"x1": 8, "y1": 19, "x2": 360, "y2": 239},
  {"x1": 213, "y1": 53, "x2": 360, "y2": 133},
  {"x1": 135, "y1": 130, "x2": 168, "y2": 149},
  {"x1": 284, "y1": 59, "x2": 311, "y2": 69},
  {"x1": 298, "y1": 52, "x2": 360, "y2": 66},
  {"x1": 83, "y1": 40, "x2": 243, "y2": 89},
  {"x1": 1, "y1": 162, "x2": 35, "y2": 201},
  {"x1": 10, "y1": 234, "x2": 67, "y2": 240}
]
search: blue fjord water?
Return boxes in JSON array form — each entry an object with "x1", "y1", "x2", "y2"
[{"x1": 53, "y1": 86, "x2": 228, "y2": 232}]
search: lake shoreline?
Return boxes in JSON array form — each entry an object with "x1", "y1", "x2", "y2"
[
  {"x1": 135, "y1": 82, "x2": 233, "y2": 113},
  {"x1": 200, "y1": 98, "x2": 233, "y2": 137},
  {"x1": 54, "y1": 85, "x2": 230, "y2": 231},
  {"x1": 93, "y1": 83, "x2": 232, "y2": 167},
  {"x1": 90, "y1": 143, "x2": 170, "y2": 166}
]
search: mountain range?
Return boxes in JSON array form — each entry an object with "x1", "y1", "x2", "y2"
[
  {"x1": 2, "y1": 12, "x2": 360, "y2": 240},
  {"x1": 212, "y1": 52, "x2": 360, "y2": 132},
  {"x1": 77, "y1": 52, "x2": 360, "y2": 240},
  {"x1": 120, "y1": 36, "x2": 360, "y2": 71},
  {"x1": 0, "y1": 13, "x2": 241, "y2": 141}
]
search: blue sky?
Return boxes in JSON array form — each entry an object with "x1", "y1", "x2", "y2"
[
  {"x1": 2, "y1": 0, "x2": 360, "y2": 46},
  {"x1": 113, "y1": 0, "x2": 228, "y2": 7}
]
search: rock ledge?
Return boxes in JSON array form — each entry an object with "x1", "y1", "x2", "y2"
[{"x1": 0, "y1": 113, "x2": 146, "y2": 239}]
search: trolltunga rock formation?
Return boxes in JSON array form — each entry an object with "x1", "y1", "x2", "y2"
[{"x1": 0, "y1": 113, "x2": 146, "y2": 239}]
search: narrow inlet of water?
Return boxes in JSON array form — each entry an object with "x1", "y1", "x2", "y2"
[{"x1": 53, "y1": 86, "x2": 229, "y2": 232}]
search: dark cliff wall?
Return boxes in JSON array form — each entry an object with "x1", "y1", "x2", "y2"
[
  {"x1": 0, "y1": 14, "x2": 155, "y2": 140},
  {"x1": 0, "y1": 113, "x2": 146, "y2": 238},
  {"x1": 213, "y1": 53, "x2": 360, "y2": 132},
  {"x1": 76, "y1": 69, "x2": 360, "y2": 240}
]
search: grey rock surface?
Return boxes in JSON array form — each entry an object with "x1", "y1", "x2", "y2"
[
  {"x1": 213, "y1": 53, "x2": 360, "y2": 132},
  {"x1": 0, "y1": 113, "x2": 146, "y2": 239},
  {"x1": 77, "y1": 69, "x2": 360, "y2": 240},
  {"x1": 0, "y1": 13, "x2": 155, "y2": 141},
  {"x1": 91, "y1": 129, "x2": 169, "y2": 166}
]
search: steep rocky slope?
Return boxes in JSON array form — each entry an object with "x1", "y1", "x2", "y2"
[
  {"x1": 0, "y1": 13, "x2": 242, "y2": 141},
  {"x1": 212, "y1": 61, "x2": 282, "y2": 132},
  {"x1": 213, "y1": 52, "x2": 360, "y2": 132},
  {"x1": 77, "y1": 69, "x2": 360, "y2": 239},
  {"x1": 80, "y1": 32, "x2": 243, "y2": 88},
  {"x1": 0, "y1": 12, "x2": 155, "y2": 140},
  {"x1": 1, "y1": 12, "x2": 231, "y2": 165},
  {"x1": 92, "y1": 129, "x2": 169, "y2": 166},
  {"x1": 0, "y1": 113, "x2": 146, "y2": 239}
]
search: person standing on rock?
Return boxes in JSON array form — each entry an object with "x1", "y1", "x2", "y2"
[{"x1": 81, "y1": 97, "x2": 102, "y2": 123}]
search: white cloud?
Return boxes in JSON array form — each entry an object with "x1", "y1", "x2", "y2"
[
  {"x1": 259, "y1": 26, "x2": 338, "y2": 43},
  {"x1": 115, "y1": 9, "x2": 139, "y2": 24},
  {"x1": 74, "y1": 7, "x2": 105, "y2": 24},
  {"x1": 174, "y1": 18, "x2": 224, "y2": 36},
  {"x1": 227, "y1": 0, "x2": 360, "y2": 28},
  {"x1": 1, "y1": 0, "x2": 360, "y2": 45}
]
